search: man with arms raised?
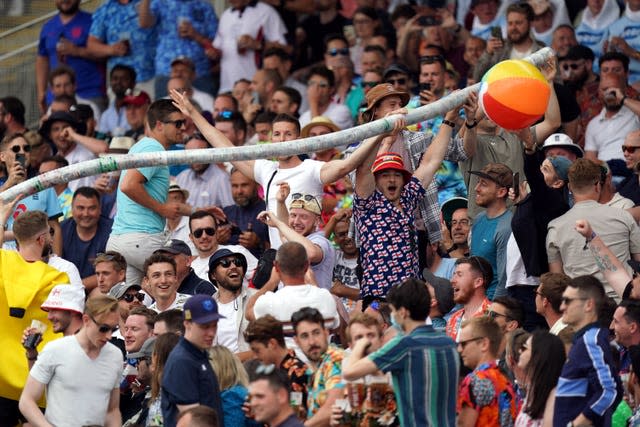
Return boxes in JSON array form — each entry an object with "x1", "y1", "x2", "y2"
[{"x1": 171, "y1": 89, "x2": 399, "y2": 249}]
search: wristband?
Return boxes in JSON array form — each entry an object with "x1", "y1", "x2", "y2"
[
  {"x1": 465, "y1": 119, "x2": 478, "y2": 129},
  {"x1": 442, "y1": 119, "x2": 456, "y2": 128}
]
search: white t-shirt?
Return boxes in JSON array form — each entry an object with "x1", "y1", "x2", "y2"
[
  {"x1": 30, "y1": 335, "x2": 123, "y2": 426},
  {"x1": 65, "y1": 143, "x2": 97, "y2": 191},
  {"x1": 192, "y1": 244, "x2": 258, "y2": 283},
  {"x1": 254, "y1": 284, "x2": 339, "y2": 332},
  {"x1": 253, "y1": 159, "x2": 324, "y2": 248},
  {"x1": 216, "y1": 298, "x2": 240, "y2": 353}
]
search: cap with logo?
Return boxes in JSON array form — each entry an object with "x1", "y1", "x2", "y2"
[
  {"x1": 371, "y1": 152, "x2": 412, "y2": 183},
  {"x1": 41, "y1": 284, "x2": 85, "y2": 314},
  {"x1": 154, "y1": 238, "x2": 192, "y2": 257},
  {"x1": 542, "y1": 133, "x2": 584, "y2": 158},
  {"x1": 183, "y1": 294, "x2": 225, "y2": 324}
]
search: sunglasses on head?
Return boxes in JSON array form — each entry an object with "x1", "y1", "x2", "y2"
[
  {"x1": 121, "y1": 293, "x2": 145, "y2": 303},
  {"x1": 327, "y1": 47, "x2": 349, "y2": 56},
  {"x1": 623, "y1": 145, "x2": 640, "y2": 154},
  {"x1": 420, "y1": 55, "x2": 444, "y2": 64},
  {"x1": 89, "y1": 315, "x2": 119, "y2": 334},
  {"x1": 163, "y1": 119, "x2": 187, "y2": 129},
  {"x1": 291, "y1": 192, "x2": 322, "y2": 210},
  {"x1": 10, "y1": 145, "x2": 31, "y2": 153},
  {"x1": 255, "y1": 363, "x2": 276, "y2": 375},
  {"x1": 193, "y1": 227, "x2": 216, "y2": 239},
  {"x1": 217, "y1": 257, "x2": 243, "y2": 268}
]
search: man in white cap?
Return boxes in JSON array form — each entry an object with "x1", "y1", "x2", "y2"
[{"x1": 22, "y1": 284, "x2": 85, "y2": 367}]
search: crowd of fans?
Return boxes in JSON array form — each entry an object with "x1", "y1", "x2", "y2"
[{"x1": 3, "y1": 0, "x2": 640, "y2": 425}]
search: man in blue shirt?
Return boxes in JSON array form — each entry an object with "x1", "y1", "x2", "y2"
[
  {"x1": 138, "y1": 0, "x2": 218, "y2": 98},
  {"x1": 36, "y1": 0, "x2": 106, "y2": 113},
  {"x1": 554, "y1": 276, "x2": 621, "y2": 427},
  {"x1": 162, "y1": 294, "x2": 225, "y2": 427},
  {"x1": 61, "y1": 187, "x2": 112, "y2": 291},
  {"x1": 106, "y1": 99, "x2": 191, "y2": 286},
  {"x1": 469, "y1": 163, "x2": 513, "y2": 299}
]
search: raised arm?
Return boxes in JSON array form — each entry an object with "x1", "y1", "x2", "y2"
[
  {"x1": 354, "y1": 114, "x2": 406, "y2": 199},
  {"x1": 320, "y1": 109, "x2": 408, "y2": 184},
  {"x1": 171, "y1": 89, "x2": 255, "y2": 180},
  {"x1": 138, "y1": 0, "x2": 155, "y2": 28},
  {"x1": 575, "y1": 219, "x2": 634, "y2": 299},
  {"x1": 413, "y1": 108, "x2": 458, "y2": 186},
  {"x1": 533, "y1": 57, "x2": 561, "y2": 143},
  {"x1": 257, "y1": 211, "x2": 324, "y2": 263}
]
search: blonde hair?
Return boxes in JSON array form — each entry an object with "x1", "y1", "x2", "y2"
[
  {"x1": 208, "y1": 345, "x2": 249, "y2": 390},
  {"x1": 84, "y1": 294, "x2": 119, "y2": 319}
]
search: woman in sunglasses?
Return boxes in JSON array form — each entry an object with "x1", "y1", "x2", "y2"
[{"x1": 19, "y1": 295, "x2": 125, "y2": 426}]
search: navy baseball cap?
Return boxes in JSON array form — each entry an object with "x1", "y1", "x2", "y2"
[
  {"x1": 208, "y1": 248, "x2": 247, "y2": 273},
  {"x1": 183, "y1": 295, "x2": 225, "y2": 324}
]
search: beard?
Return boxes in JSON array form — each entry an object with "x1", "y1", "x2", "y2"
[
  {"x1": 58, "y1": 0, "x2": 80, "y2": 15},
  {"x1": 508, "y1": 30, "x2": 529, "y2": 45},
  {"x1": 218, "y1": 279, "x2": 242, "y2": 293},
  {"x1": 41, "y1": 241, "x2": 53, "y2": 258}
]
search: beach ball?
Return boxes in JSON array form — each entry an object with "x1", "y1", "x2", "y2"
[{"x1": 479, "y1": 59, "x2": 550, "y2": 131}]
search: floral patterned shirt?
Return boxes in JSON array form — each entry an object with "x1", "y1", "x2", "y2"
[
  {"x1": 458, "y1": 361, "x2": 517, "y2": 427},
  {"x1": 307, "y1": 346, "x2": 345, "y2": 418}
]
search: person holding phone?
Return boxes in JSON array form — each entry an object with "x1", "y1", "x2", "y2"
[
  {"x1": 474, "y1": 2, "x2": 544, "y2": 81},
  {"x1": 0, "y1": 133, "x2": 63, "y2": 254}
]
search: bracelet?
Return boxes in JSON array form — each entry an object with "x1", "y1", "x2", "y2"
[
  {"x1": 442, "y1": 119, "x2": 456, "y2": 128},
  {"x1": 465, "y1": 119, "x2": 478, "y2": 129},
  {"x1": 583, "y1": 231, "x2": 596, "y2": 250}
]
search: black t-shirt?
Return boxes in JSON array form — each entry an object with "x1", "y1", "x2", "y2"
[{"x1": 554, "y1": 82, "x2": 581, "y2": 123}]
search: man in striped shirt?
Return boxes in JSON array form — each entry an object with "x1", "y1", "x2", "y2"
[{"x1": 343, "y1": 278, "x2": 459, "y2": 426}]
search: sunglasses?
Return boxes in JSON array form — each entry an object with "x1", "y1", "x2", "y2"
[
  {"x1": 361, "y1": 81, "x2": 379, "y2": 88},
  {"x1": 561, "y1": 296, "x2": 588, "y2": 305},
  {"x1": 89, "y1": 315, "x2": 119, "y2": 334},
  {"x1": 488, "y1": 311, "x2": 509, "y2": 320},
  {"x1": 386, "y1": 77, "x2": 406, "y2": 85},
  {"x1": 623, "y1": 145, "x2": 640, "y2": 153},
  {"x1": 292, "y1": 192, "x2": 322, "y2": 211},
  {"x1": 121, "y1": 293, "x2": 145, "y2": 303},
  {"x1": 457, "y1": 336, "x2": 485, "y2": 349},
  {"x1": 163, "y1": 119, "x2": 187, "y2": 129},
  {"x1": 326, "y1": 47, "x2": 349, "y2": 56},
  {"x1": 10, "y1": 145, "x2": 31, "y2": 153},
  {"x1": 562, "y1": 63, "x2": 582, "y2": 71},
  {"x1": 193, "y1": 227, "x2": 215, "y2": 238},
  {"x1": 217, "y1": 257, "x2": 243, "y2": 268},
  {"x1": 216, "y1": 110, "x2": 234, "y2": 120}
]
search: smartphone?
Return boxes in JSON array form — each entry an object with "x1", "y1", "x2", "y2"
[
  {"x1": 251, "y1": 91, "x2": 260, "y2": 105},
  {"x1": 512, "y1": 172, "x2": 520, "y2": 198},
  {"x1": 15, "y1": 153, "x2": 26, "y2": 169},
  {"x1": 491, "y1": 26, "x2": 503, "y2": 41},
  {"x1": 419, "y1": 82, "x2": 431, "y2": 92}
]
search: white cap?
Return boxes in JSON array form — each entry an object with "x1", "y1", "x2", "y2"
[
  {"x1": 542, "y1": 133, "x2": 584, "y2": 158},
  {"x1": 41, "y1": 285, "x2": 85, "y2": 314}
]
